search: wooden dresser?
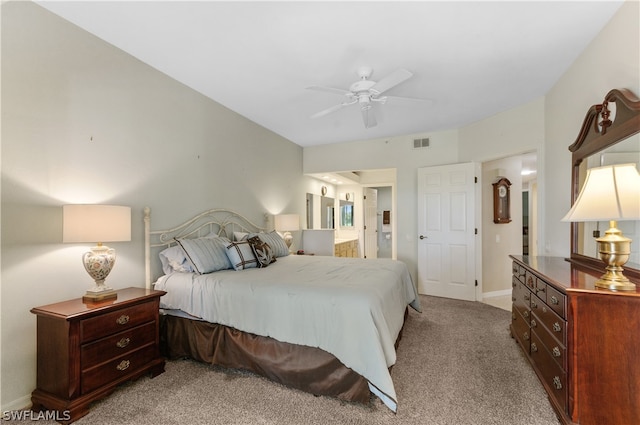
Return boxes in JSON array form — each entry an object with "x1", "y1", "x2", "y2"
[
  {"x1": 30, "y1": 287, "x2": 166, "y2": 423},
  {"x1": 510, "y1": 255, "x2": 640, "y2": 425}
]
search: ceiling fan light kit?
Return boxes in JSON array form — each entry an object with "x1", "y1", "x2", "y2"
[{"x1": 308, "y1": 67, "x2": 431, "y2": 128}]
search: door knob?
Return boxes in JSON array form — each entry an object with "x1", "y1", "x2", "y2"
[{"x1": 419, "y1": 235, "x2": 427, "y2": 240}]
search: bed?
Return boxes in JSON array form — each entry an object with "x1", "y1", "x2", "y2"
[{"x1": 144, "y1": 207, "x2": 421, "y2": 412}]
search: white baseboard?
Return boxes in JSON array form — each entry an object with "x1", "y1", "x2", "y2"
[
  {"x1": 482, "y1": 289, "x2": 511, "y2": 299},
  {"x1": 2, "y1": 394, "x2": 31, "y2": 413}
]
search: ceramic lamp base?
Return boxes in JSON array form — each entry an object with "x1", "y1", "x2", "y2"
[{"x1": 82, "y1": 244, "x2": 118, "y2": 302}]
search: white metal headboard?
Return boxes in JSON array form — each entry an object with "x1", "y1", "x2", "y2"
[{"x1": 144, "y1": 207, "x2": 267, "y2": 288}]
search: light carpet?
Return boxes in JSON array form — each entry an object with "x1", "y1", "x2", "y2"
[{"x1": 12, "y1": 295, "x2": 561, "y2": 425}]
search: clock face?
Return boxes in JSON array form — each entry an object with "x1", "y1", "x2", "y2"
[{"x1": 498, "y1": 185, "x2": 507, "y2": 198}]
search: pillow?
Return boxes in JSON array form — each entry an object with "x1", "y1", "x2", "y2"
[
  {"x1": 247, "y1": 236, "x2": 276, "y2": 267},
  {"x1": 174, "y1": 237, "x2": 233, "y2": 274},
  {"x1": 233, "y1": 231, "x2": 248, "y2": 241},
  {"x1": 159, "y1": 245, "x2": 194, "y2": 274},
  {"x1": 225, "y1": 241, "x2": 259, "y2": 271},
  {"x1": 248, "y1": 231, "x2": 289, "y2": 257}
]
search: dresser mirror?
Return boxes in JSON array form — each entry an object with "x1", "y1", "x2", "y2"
[
  {"x1": 306, "y1": 192, "x2": 336, "y2": 229},
  {"x1": 568, "y1": 88, "x2": 640, "y2": 280}
]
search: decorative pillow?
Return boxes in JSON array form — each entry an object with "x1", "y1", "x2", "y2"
[
  {"x1": 159, "y1": 245, "x2": 194, "y2": 274},
  {"x1": 248, "y1": 231, "x2": 289, "y2": 257},
  {"x1": 247, "y1": 236, "x2": 276, "y2": 267},
  {"x1": 175, "y1": 237, "x2": 233, "y2": 274},
  {"x1": 225, "y1": 241, "x2": 259, "y2": 271}
]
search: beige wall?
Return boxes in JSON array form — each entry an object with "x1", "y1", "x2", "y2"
[
  {"x1": 543, "y1": 0, "x2": 640, "y2": 258},
  {"x1": 1, "y1": 2, "x2": 306, "y2": 409},
  {"x1": 304, "y1": 0, "x2": 639, "y2": 294}
]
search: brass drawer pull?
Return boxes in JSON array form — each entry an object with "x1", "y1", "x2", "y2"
[
  {"x1": 524, "y1": 294, "x2": 530, "y2": 301},
  {"x1": 116, "y1": 360, "x2": 130, "y2": 371},
  {"x1": 553, "y1": 376, "x2": 562, "y2": 390},
  {"x1": 531, "y1": 300, "x2": 537, "y2": 309},
  {"x1": 538, "y1": 286, "x2": 546, "y2": 293},
  {"x1": 553, "y1": 322, "x2": 562, "y2": 333},
  {"x1": 531, "y1": 342, "x2": 538, "y2": 352},
  {"x1": 523, "y1": 310, "x2": 529, "y2": 318},
  {"x1": 530, "y1": 319, "x2": 537, "y2": 328},
  {"x1": 116, "y1": 315, "x2": 130, "y2": 325},
  {"x1": 553, "y1": 347, "x2": 561, "y2": 357},
  {"x1": 523, "y1": 332, "x2": 529, "y2": 341},
  {"x1": 116, "y1": 337, "x2": 130, "y2": 348},
  {"x1": 551, "y1": 296, "x2": 559, "y2": 305}
]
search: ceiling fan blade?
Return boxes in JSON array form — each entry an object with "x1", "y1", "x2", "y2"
[
  {"x1": 307, "y1": 85, "x2": 352, "y2": 97},
  {"x1": 361, "y1": 106, "x2": 377, "y2": 128},
  {"x1": 310, "y1": 103, "x2": 345, "y2": 119},
  {"x1": 383, "y1": 95, "x2": 435, "y2": 105},
  {"x1": 370, "y1": 68, "x2": 413, "y2": 95}
]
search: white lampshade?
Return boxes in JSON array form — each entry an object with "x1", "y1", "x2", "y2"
[
  {"x1": 63, "y1": 205, "x2": 131, "y2": 243},
  {"x1": 562, "y1": 164, "x2": 640, "y2": 222},
  {"x1": 63, "y1": 205, "x2": 131, "y2": 302},
  {"x1": 275, "y1": 214, "x2": 300, "y2": 232}
]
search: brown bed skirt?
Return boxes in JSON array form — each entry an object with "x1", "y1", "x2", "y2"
[{"x1": 159, "y1": 314, "x2": 373, "y2": 404}]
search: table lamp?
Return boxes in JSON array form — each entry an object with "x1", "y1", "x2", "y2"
[
  {"x1": 63, "y1": 205, "x2": 131, "y2": 302},
  {"x1": 275, "y1": 214, "x2": 300, "y2": 252},
  {"x1": 562, "y1": 164, "x2": 640, "y2": 290}
]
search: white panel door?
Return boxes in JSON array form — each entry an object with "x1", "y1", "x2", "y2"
[
  {"x1": 417, "y1": 163, "x2": 477, "y2": 301},
  {"x1": 364, "y1": 187, "x2": 378, "y2": 259}
]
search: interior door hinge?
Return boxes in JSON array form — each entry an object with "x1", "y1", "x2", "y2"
[
  {"x1": 475, "y1": 176, "x2": 478, "y2": 183},
  {"x1": 475, "y1": 280, "x2": 478, "y2": 287},
  {"x1": 475, "y1": 228, "x2": 478, "y2": 235}
]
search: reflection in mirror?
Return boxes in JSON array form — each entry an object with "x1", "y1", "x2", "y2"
[
  {"x1": 320, "y1": 196, "x2": 335, "y2": 229},
  {"x1": 576, "y1": 135, "x2": 640, "y2": 264},
  {"x1": 306, "y1": 193, "x2": 314, "y2": 229}
]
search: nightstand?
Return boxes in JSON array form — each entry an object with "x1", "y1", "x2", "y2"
[{"x1": 30, "y1": 287, "x2": 166, "y2": 423}]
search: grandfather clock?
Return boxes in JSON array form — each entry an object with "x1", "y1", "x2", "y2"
[{"x1": 492, "y1": 177, "x2": 512, "y2": 224}]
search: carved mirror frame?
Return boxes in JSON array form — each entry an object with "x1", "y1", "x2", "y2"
[{"x1": 568, "y1": 88, "x2": 640, "y2": 280}]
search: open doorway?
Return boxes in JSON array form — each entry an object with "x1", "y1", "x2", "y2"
[{"x1": 374, "y1": 186, "x2": 393, "y2": 259}]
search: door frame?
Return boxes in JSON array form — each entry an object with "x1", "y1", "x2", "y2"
[{"x1": 362, "y1": 182, "x2": 396, "y2": 259}]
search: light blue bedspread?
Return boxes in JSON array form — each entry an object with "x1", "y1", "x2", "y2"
[{"x1": 154, "y1": 255, "x2": 421, "y2": 411}]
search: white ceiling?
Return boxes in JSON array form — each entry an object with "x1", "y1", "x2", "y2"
[{"x1": 37, "y1": 1, "x2": 623, "y2": 148}]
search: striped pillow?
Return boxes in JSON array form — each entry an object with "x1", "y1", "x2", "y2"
[
  {"x1": 175, "y1": 237, "x2": 232, "y2": 274},
  {"x1": 248, "y1": 231, "x2": 289, "y2": 257},
  {"x1": 225, "y1": 241, "x2": 259, "y2": 271}
]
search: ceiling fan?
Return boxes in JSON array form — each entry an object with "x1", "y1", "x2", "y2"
[{"x1": 307, "y1": 66, "x2": 430, "y2": 128}]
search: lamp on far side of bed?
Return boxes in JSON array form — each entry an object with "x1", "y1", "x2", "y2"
[
  {"x1": 63, "y1": 204, "x2": 131, "y2": 302},
  {"x1": 275, "y1": 213, "x2": 300, "y2": 252}
]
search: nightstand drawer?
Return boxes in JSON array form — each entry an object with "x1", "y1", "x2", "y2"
[
  {"x1": 81, "y1": 301, "x2": 157, "y2": 342},
  {"x1": 81, "y1": 322, "x2": 157, "y2": 369},
  {"x1": 82, "y1": 344, "x2": 156, "y2": 394}
]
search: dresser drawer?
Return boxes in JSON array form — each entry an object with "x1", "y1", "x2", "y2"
[
  {"x1": 530, "y1": 314, "x2": 566, "y2": 370},
  {"x1": 534, "y1": 278, "x2": 547, "y2": 299},
  {"x1": 545, "y1": 285, "x2": 566, "y2": 318},
  {"x1": 81, "y1": 301, "x2": 157, "y2": 343},
  {"x1": 525, "y1": 271, "x2": 536, "y2": 290},
  {"x1": 81, "y1": 322, "x2": 157, "y2": 369},
  {"x1": 530, "y1": 295, "x2": 566, "y2": 346},
  {"x1": 530, "y1": 332, "x2": 567, "y2": 412},
  {"x1": 512, "y1": 278, "x2": 531, "y2": 313},
  {"x1": 511, "y1": 307, "x2": 531, "y2": 352},
  {"x1": 82, "y1": 344, "x2": 157, "y2": 394}
]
